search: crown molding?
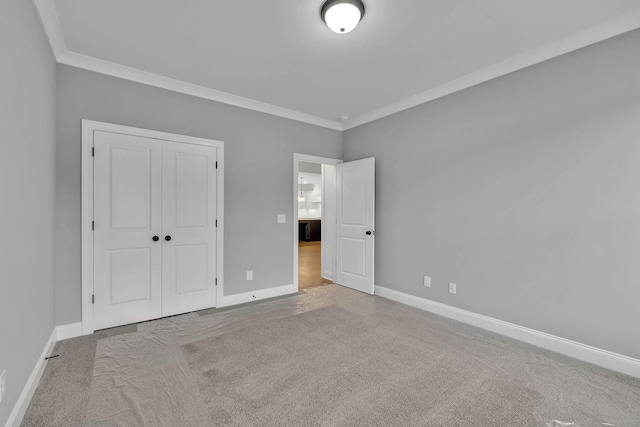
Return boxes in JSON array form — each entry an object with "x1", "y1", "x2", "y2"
[
  {"x1": 31, "y1": 0, "x2": 342, "y2": 130},
  {"x1": 58, "y1": 52, "x2": 343, "y2": 131},
  {"x1": 343, "y1": 9, "x2": 640, "y2": 130},
  {"x1": 32, "y1": 0, "x2": 640, "y2": 133},
  {"x1": 32, "y1": 0, "x2": 66, "y2": 59}
]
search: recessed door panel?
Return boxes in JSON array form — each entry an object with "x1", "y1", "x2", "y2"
[
  {"x1": 162, "y1": 141, "x2": 217, "y2": 316},
  {"x1": 174, "y1": 244, "x2": 208, "y2": 295},
  {"x1": 336, "y1": 157, "x2": 375, "y2": 295},
  {"x1": 342, "y1": 169, "x2": 367, "y2": 226},
  {"x1": 109, "y1": 248, "x2": 152, "y2": 304},
  {"x1": 110, "y1": 147, "x2": 152, "y2": 230},
  {"x1": 175, "y1": 154, "x2": 208, "y2": 228},
  {"x1": 340, "y1": 237, "x2": 366, "y2": 278},
  {"x1": 93, "y1": 131, "x2": 163, "y2": 330}
]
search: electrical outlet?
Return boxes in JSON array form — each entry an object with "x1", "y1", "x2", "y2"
[
  {"x1": 0, "y1": 369, "x2": 6, "y2": 403},
  {"x1": 246, "y1": 270, "x2": 253, "y2": 281},
  {"x1": 449, "y1": 283, "x2": 457, "y2": 294},
  {"x1": 423, "y1": 276, "x2": 431, "y2": 287},
  {"x1": 277, "y1": 214, "x2": 286, "y2": 224}
]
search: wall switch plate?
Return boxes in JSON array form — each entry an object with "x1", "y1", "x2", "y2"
[
  {"x1": 423, "y1": 276, "x2": 431, "y2": 287},
  {"x1": 277, "y1": 214, "x2": 286, "y2": 224},
  {"x1": 0, "y1": 369, "x2": 6, "y2": 403},
  {"x1": 449, "y1": 283, "x2": 457, "y2": 294},
  {"x1": 246, "y1": 270, "x2": 253, "y2": 281}
]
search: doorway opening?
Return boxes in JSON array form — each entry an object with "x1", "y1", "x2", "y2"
[
  {"x1": 298, "y1": 163, "x2": 329, "y2": 289},
  {"x1": 293, "y1": 154, "x2": 375, "y2": 295},
  {"x1": 293, "y1": 154, "x2": 341, "y2": 292}
]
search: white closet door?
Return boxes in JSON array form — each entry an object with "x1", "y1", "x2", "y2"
[
  {"x1": 161, "y1": 141, "x2": 218, "y2": 316},
  {"x1": 93, "y1": 131, "x2": 163, "y2": 330}
]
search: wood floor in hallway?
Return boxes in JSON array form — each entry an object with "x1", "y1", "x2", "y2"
[{"x1": 298, "y1": 241, "x2": 333, "y2": 290}]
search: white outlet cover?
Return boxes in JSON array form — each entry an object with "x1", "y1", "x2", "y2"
[
  {"x1": 246, "y1": 270, "x2": 253, "y2": 281},
  {"x1": 277, "y1": 214, "x2": 286, "y2": 224},
  {"x1": 449, "y1": 283, "x2": 457, "y2": 294},
  {"x1": 423, "y1": 276, "x2": 431, "y2": 287}
]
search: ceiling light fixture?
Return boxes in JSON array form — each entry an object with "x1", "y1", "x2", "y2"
[{"x1": 320, "y1": 0, "x2": 365, "y2": 34}]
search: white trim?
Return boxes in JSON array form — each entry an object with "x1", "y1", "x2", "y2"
[
  {"x1": 343, "y1": 10, "x2": 640, "y2": 130},
  {"x1": 293, "y1": 154, "x2": 342, "y2": 292},
  {"x1": 4, "y1": 329, "x2": 57, "y2": 427},
  {"x1": 59, "y1": 52, "x2": 343, "y2": 131},
  {"x1": 222, "y1": 284, "x2": 297, "y2": 308},
  {"x1": 215, "y1": 147, "x2": 225, "y2": 310},
  {"x1": 81, "y1": 120, "x2": 225, "y2": 335},
  {"x1": 320, "y1": 164, "x2": 337, "y2": 282},
  {"x1": 374, "y1": 286, "x2": 640, "y2": 379},
  {"x1": 81, "y1": 121, "x2": 94, "y2": 335},
  {"x1": 55, "y1": 323, "x2": 83, "y2": 341},
  {"x1": 31, "y1": 0, "x2": 66, "y2": 60}
]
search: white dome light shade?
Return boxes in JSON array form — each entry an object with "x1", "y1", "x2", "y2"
[{"x1": 321, "y1": 0, "x2": 365, "y2": 34}]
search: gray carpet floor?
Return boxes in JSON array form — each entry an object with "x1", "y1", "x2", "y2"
[
  {"x1": 21, "y1": 285, "x2": 640, "y2": 426},
  {"x1": 20, "y1": 325, "x2": 136, "y2": 427}
]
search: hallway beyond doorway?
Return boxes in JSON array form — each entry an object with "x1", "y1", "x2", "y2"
[{"x1": 298, "y1": 242, "x2": 332, "y2": 290}]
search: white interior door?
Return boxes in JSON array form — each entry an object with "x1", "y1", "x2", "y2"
[
  {"x1": 336, "y1": 157, "x2": 375, "y2": 294},
  {"x1": 93, "y1": 131, "x2": 163, "y2": 330},
  {"x1": 161, "y1": 141, "x2": 218, "y2": 316}
]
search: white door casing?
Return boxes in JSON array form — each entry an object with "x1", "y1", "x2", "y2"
[
  {"x1": 336, "y1": 157, "x2": 375, "y2": 295},
  {"x1": 83, "y1": 120, "x2": 224, "y2": 334},
  {"x1": 162, "y1": 141, "x2": 218, "y2": 316},
  {"x1": 321, "y1": 164, "x2": 337, "y2": 281},
  {"x1": 93, "y1": 131, "x2": 163, "y2": 330}
]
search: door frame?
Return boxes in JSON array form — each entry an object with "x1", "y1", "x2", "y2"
[
  {"x1": 293, "y1": 153, "x2": 342, "y2": 291},
  {"x1": 81, "y1": 120, "x2": 225, "y2": 335}
]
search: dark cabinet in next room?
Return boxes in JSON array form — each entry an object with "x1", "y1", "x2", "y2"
[{"x1": 299, "y1": 219, "x2": 321, "y2": 242}]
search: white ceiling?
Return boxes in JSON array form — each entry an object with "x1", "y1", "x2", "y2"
[{"x1": 37, "y1": 0, "x2": 640, "y2": 129}]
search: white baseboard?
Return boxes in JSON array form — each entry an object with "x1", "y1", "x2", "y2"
[
  {"x1": 4, "y1": 328, "x2": 57, "y2": 427},
  {"x1": 55, "y1": 322, "x2": 83, "y2": 341},
  {"x1": 222, "y1": 284, "x2": 297, "y2": 308},
  {"x1": 374, "y1": 285, "x2": 640, "y2": 379}
]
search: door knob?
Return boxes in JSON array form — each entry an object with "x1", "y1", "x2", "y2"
[
  {"x1": 366, "y1": 230, "x2": 373, "y2": 235},
  {"x1": 152, "y1": 236, "x2": 159, "y2": 242},
  {"x1": 165, "y1": 235, "x2": 172, "y2": 241}
]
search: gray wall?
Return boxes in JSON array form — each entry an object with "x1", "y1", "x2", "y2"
[
  {"x1": 0, "y1": 2, "x2": 57, "y2": 425},
  {"x1": 55, "y1": 65, "x2": 342, "y2": 325},
  {"x1": 344, "y1": 29, "x2": 640, "y2": 359}
]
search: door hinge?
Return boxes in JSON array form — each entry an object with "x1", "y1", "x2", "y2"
[
  {"x1": 92, "y1": 294, "x2": 95, "y2": 304},
  {"x1": 215, "y1": 220, "x2": 218, "y2": 227},
  {"x1": 215, "y1": 278, "x2": 218, "y2": 286},
  {"x1": 92, "y1": 147, "x2": 95, "y2": 157},
  {"x1": 215, "y1": 161, "x2": 218, "y2": 169},
  {"x1": 92, "y1": 221, "x2": 95, "y2": 231}
]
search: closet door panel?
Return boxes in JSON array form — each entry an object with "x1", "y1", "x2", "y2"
[
  {"x1": 162, "y1": 141, "x2": 218, "y2": 316},
  {"x1": 93, "y1": 131, "x2": 163, "y2": 330}
]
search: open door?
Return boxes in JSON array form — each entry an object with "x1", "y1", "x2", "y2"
[{"x1": 336, "y1": 157, "x2": 375, "y2": 294}]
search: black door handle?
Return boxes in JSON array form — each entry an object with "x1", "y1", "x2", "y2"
[
  {"x1": 165, "y1": 235, "x2": 172, "y2": 241},
  {"x1": 152, "y1": 236, "x2": 159, "y2": 242},
  {"x1": 366, "y1": 230, "x2": 373, "y2": 235}
]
